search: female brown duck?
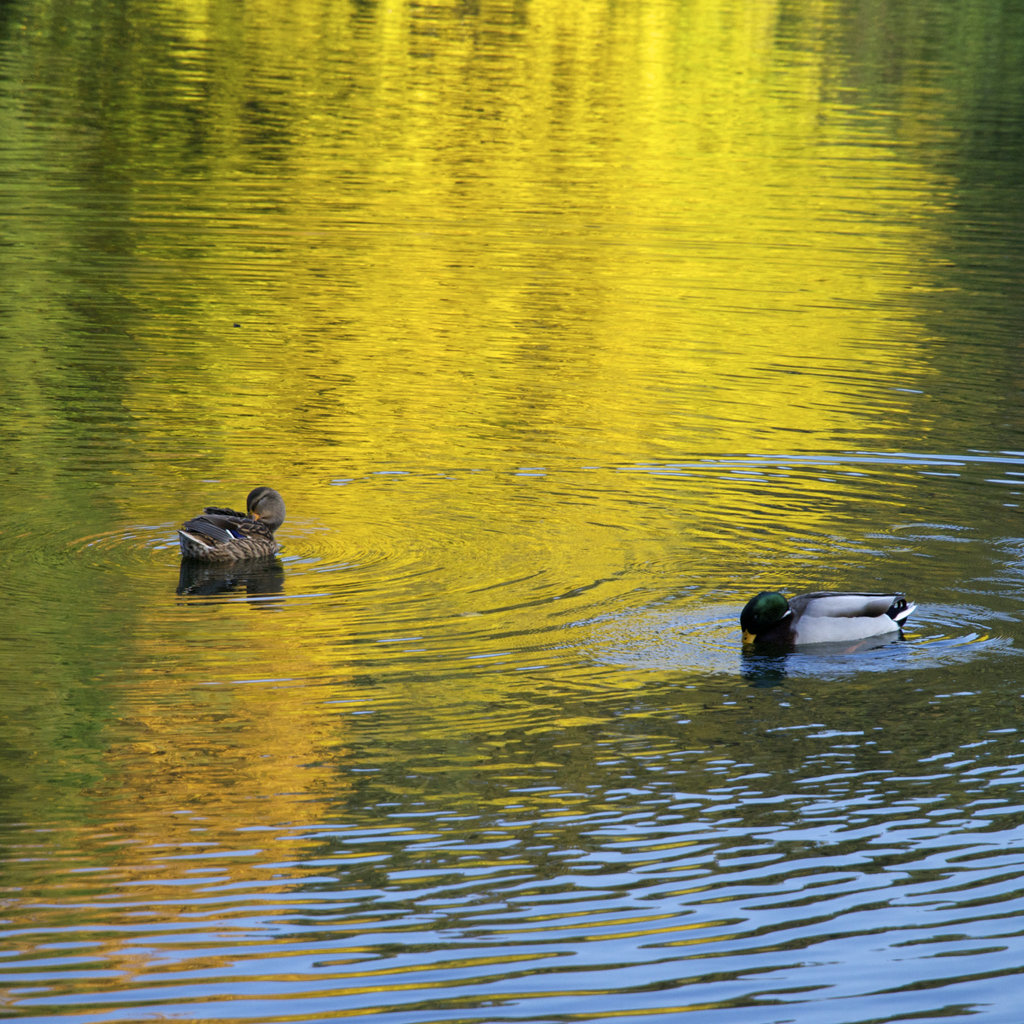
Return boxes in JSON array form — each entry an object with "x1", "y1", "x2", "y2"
[{"x1": 178, "y1": 486, "x2": 286, "y2": 562}]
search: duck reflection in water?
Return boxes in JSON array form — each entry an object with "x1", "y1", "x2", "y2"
[
  {"x1": 740, "y1": 631, "x2": 909, "y2": 686},
  {"x1": 176, "y1": 556, "x2": 285, "y2": 598}
]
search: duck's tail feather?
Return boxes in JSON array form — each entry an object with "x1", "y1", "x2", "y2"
[
  {"x1": 888, "y1": 596, "x2": 916, "y2": 625},
  {"x1": 179, "y1": 529, "x2": 215, "y2": 559}
]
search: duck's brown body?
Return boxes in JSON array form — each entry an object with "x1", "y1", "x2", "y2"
[{"x1": 178, "y1": 487, "x2": 285, "y2": 562}]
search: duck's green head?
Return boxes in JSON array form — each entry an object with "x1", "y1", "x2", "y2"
[{"x1": 740, "y1": 591, "x2": 791, "y2": 643}]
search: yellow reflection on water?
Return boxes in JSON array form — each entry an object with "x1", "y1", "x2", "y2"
[
  {"x1": 54, "y1": 0, "x2": 944, "y2": 478},
  {"x1": 0, "y1": 0, "x2": 966, "y2": 931}
]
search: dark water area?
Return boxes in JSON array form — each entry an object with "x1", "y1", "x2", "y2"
[{"x1": 4, "y1": 0, "x2": 1024, "y2": 1020}]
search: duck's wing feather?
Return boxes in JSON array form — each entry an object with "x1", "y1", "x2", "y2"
[
  {"x1": 180, "y1": 510, "x2": 248, "y2": 545},
  {"x1": 203, "y1": 506, "x2": 277, "y2": 540},
  {"x1": 180, "y1": 507, "x2": 276, "y2": 546},
  {"x1": 790, "y1": 592, "x2": 908, "y2": 619},
  {"x1": 202, "y1": 505, "x2": 247, "y2": 518}
]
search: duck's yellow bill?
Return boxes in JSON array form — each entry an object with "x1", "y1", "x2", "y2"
[{"x1": 742, "y1": 630, "x2": 757, "y2": 644}]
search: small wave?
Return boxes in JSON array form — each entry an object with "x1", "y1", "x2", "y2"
[
  {"x1": 69, "y1": 523, "x2": 175, "y2": 571},
  {"x1": 593, "y1": 601, "x2": 1011, "y2": 681}
]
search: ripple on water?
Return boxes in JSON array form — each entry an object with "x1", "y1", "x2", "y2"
[
  {"x1": 15, "y1": 456, "x2": 1024, "y2": 1024},
  {"x1": 54, "y1": 456, "x2": 1024, "y2": 683},
  {"x1": 68, "y1": 528, "x2": 219, "y2": 605},
  {"x1": 593, "y1": 601, "x2": 1012, "y2": 682},
  {"x1": 65, "y1": 510, "x2": 634, "y2": 680},
  {"x1": 71, "y1": 524, "x2": 178, "y2": 569}
]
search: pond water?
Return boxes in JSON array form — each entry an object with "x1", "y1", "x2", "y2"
[{"x1": 4, "y1": 0, "x2": 1024, "y2": 1021}]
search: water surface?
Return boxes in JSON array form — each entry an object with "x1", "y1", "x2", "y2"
[{"x1": 3, "y1": 0, "x2": 1024, "y2": 1020}]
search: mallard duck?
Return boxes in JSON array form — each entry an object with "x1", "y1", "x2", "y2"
[
  {"x1": 740, "y1": 590, "x2": 915, "y2": 646},
  {"x1": 178, "y1": 486, "x2": 286, "y2": 562}
]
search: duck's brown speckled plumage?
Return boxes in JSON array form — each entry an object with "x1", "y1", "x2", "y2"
[{"x1": 178, "y1": 486, "x2": 286, "y2": 562}]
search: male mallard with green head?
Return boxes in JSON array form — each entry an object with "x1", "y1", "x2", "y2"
[
  {"x1": 740, "y1": 591, "x2": 915, "y2": 646},
  {"x1": 178, "y1": 486, "x2": 286, "y2": 562}
]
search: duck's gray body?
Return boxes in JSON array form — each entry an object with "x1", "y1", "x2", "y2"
[
  {"x1": 178, "y1": 486, "x2": 285, "y2": 562},
  {"x1": 741, "y1": 590, "x2": 915, "y2": 646}
]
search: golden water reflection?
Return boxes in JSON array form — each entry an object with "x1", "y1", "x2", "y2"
[
  {"x1": 3, "y1": 0, "x2": 959, "y2": 485},
  {"x1": 4, "y1": 0, "x2": 1024, "y2": 1018}
]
